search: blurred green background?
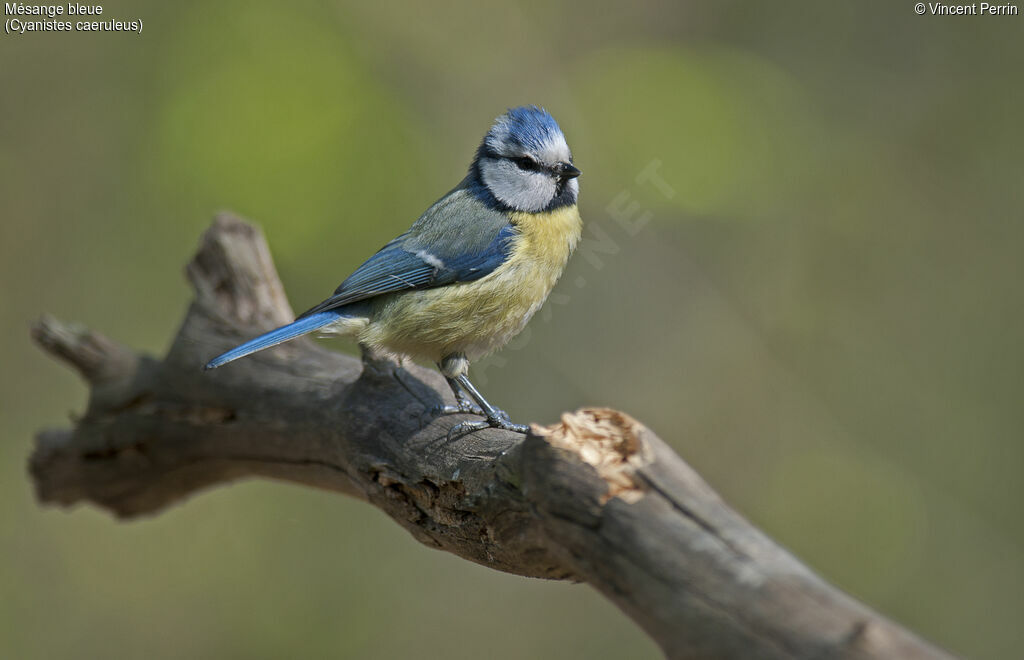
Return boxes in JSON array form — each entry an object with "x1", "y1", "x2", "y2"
[{"x1": 2, "y1": 1, "x2": 1022, "y2": 658}]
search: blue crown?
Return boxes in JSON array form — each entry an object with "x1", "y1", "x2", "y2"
[{"x1": 485, "y1": 106, "x2": 564, "y2": 154}]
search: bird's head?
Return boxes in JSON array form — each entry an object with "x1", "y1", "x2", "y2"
[{"x1": 474, "y1": 106, "x2": 580, "y2": 213}]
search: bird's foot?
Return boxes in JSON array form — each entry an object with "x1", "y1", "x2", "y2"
[
  {"x1": 423, "y1": 397, "x2": 485, "y2": 427},
  {"x1": 446, "y1": 409, "x2": 529, "y2": 441},
  {"x1": 431, "y1": 399, "x2": 485, "y2": 417}
]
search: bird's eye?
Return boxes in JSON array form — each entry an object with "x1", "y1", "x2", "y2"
[{"x1": 513, "y1": 156, "x2": 539, "y2": 171}]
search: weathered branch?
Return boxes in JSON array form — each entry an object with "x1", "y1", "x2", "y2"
[{"x1": 30, "y1": 213, "x2": 951, "y2": 659}]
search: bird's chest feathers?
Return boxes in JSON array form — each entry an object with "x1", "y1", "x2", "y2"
[
  {"x1": 469, "y1": 206, "x2": 580, "y2": 316},
  {"x1": 446, "y1": 205, "x2": 580, "y2": 350},
  {"x1": 505, "y1": 205, "x2": 583, "y2": 280},
  {"x1": 479, "y1": 205, "x2": 581, "y2": 315}
]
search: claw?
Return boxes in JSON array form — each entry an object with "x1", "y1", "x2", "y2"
[
  {"x1": 421, "y1": 398, "x2": 486, "y2": 429},
  {"x1": 485, "y1": 408, "x2": 529, "y2": 433},
  {"x1": 432, "y1": 401, "x2": 485, "y2": 417},
  {"x1": 446, "y1": 419, "x2": 491, "y2": 441},
  {"x1": 444, "y1": 409, "x2": 529, "y2": 440},
  {"x1": 488, "y1": 415, "x2": 529, "y2": 434}
]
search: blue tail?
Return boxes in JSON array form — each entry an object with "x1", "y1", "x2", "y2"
[{"x1": 204, "y1": 311, "x2": 341, "y2": 370}]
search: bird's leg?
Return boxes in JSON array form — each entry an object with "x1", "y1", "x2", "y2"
[
  {"x1": 446, "y1": 373, "x2": 529, "y2": 439},
  {"x1": 431, "y1": 375, "x2": 485, "y2": 416},
  {"x1": 426, "y1": 356, "x2": 485, "y2": 423},
  {"x1": 432, "y1": 354, "x2": 528, "y2": 438}
]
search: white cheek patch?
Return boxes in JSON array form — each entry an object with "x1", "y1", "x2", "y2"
[{"x1": 480, "y1": 158, "x2": 557, "y2": 212}]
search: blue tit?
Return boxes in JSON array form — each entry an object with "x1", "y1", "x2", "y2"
[{"x1": 205, "y1": 105, "x2": 582, "y2": 436}]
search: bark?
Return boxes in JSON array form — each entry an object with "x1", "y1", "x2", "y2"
[{"x1": 30, "y1": 213, "x2": 952, "y2": 659}]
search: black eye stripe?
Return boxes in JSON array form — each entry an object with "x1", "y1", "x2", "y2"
[{"x1": 512, "y1": 156, "x2": 540, "y2": 171}]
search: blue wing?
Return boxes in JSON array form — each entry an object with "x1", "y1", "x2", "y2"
[{"x1": 299, "y1": 189, "x2": 517, "y2": 318}]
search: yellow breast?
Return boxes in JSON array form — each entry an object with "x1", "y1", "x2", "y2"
[
  {"x1": 363, "y1": 205, "x2": 582, "y2": 362},
  {"x1": 506, "y1": 205, "x2": 584, "y2": 271}
]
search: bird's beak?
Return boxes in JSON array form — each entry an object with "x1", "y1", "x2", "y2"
[{"x1": 558, "y1": 162, "x2": 581, "y2": 179}]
